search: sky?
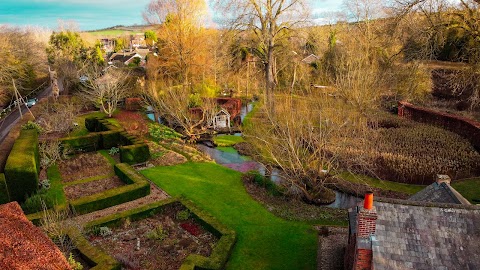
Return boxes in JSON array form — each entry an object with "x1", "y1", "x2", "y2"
[{"x1": 0, "y1": 0, "x2": 343, "y2": 31}]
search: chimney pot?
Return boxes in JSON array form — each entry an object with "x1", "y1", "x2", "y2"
[{"x1": 364, "y1": 192, "x2": 374, "y2": 210}]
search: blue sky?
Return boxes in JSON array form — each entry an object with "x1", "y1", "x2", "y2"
[{"x1": 0, "y1": 0, "x2": 343, "y2": 31}]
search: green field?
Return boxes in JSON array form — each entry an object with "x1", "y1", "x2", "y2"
[
  {"x1": 85, "y1": 29, "x2": 143, "y2": 36},
  {"x1": 142, "y1": 162, "x2": 321, "y2": 270},
  {"x1": 339, "y1": 172, "x2": 425, "y2": 195},
  {"x1": 452, "y1": 178, "x2": 480, "y2": 204}
]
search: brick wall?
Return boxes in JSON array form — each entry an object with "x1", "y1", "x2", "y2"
[
  {"x1": 354, "y1": 249, "x2": 373, "y2": 270},
  {"x1": 398, "y1": 101, "x2": 480, "y2": 149}
]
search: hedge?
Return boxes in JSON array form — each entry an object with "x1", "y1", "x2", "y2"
[
  {"x1": 0, "y1": 173, "x2": 9, "y2": 204},
  {"x1": 4, "y1": 129, "x2": 40, "y2": 202},
  {"x1": 68, "y1": 227, "x2": 120, "y2": 270},
  {"x1": 99, "y1": 130, "x2": 123, "y2": 149},
  {"x1": 119, "y1": 144, "x2": 150, "y2": 165},
  {"x1": 60, "y1": 133, "x2": 101, "y2": 153},
  {"x1": 84, "y1": 198, "x2": 236, "y2": 270},
  {"x1": 69, "y1": 163, "x2": 150, "y2": 214}
]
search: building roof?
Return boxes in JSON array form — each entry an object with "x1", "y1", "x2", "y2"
[
  {"x1": 372, "y1": 201, "x2": 480, "y2": 270},
  {"x1": 301, "y1": 54, "x2": 319, "y2": 64},
  {"x1": 0, "y1": 202, "x2": 71, "y2": 270},
  {"x1": 408, "y1": 181, "x2": 470, "y2": 205}
]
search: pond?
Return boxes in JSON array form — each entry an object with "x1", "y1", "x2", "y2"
[{"x1": 196, "y1": 142, "x2": 361, "y2": 209}]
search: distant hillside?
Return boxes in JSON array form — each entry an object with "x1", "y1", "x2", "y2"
[{"x1": 85, "y1": 24, "x2": 159, "y2": 37}]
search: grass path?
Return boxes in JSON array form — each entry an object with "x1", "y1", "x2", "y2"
[{"x1": 142, "y1": 162, "x2": 318, "y2": 270}]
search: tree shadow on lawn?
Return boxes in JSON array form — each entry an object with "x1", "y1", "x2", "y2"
[{"x1": 141, "y1": 162, "x2": 318, "y2": 270}]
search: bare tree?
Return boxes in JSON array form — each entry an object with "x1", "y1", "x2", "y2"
[
  {"x1": 79, "y1": 69, "x2": 131, "y2": 117},
  {"x1": 143, "y1": 81, "x2": 217, "y2": 141},
  {"x1": 244, "y1": 93, "x2": 372, "y2": 204},
  {"x1": 215, "y1": 0, "x2": 310, "y2": 112}
]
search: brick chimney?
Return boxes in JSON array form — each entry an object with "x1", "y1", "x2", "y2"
[
  {"x1": 357, "y1": 192, "x2": 377, "y2": 238},
  {"x1": 352, "y1": 192, "x2": 378, "y2": 270}
]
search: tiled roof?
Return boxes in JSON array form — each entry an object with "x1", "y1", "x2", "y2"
[
  {"x1": 373, "y1": 201, "x2": 480, "y2": 270},
  {"x1": 408, "y1": 182, "x2": 470, "y2": 205},
  {"x1": 0, "y1": 202, "x2": 71, "y2": 270}
]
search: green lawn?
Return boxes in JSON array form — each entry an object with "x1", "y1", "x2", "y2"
[
  {"x1": 214, "y1": 135, "x2": 245, "y2": 147},
  {"x1": 46, "y1": 165, "x2": 67, "y2": 207},
  {"x1": 339, "y1": 172, "x2": 425, "y2": 195},
  {"x1": 142, "y1": 162, "x2": 318, "y2": 270},
  {"x1": 452, "y1": 178, "x2": 480, "y2": 204}
]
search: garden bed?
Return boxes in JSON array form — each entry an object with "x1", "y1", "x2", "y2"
[
  {"x1": 58, "y1": 152, "x2": 113, "y2": 182},
  {"x1": 87, "y1": 203, "x2": 218, "y2": 270},
  {"x1": 64, "y1": 176, "x2": 125, "y2": 200}
]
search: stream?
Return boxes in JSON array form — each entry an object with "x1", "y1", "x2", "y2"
[{"x1": 197, "y1": 140, "x2": 361, "y2": 209}]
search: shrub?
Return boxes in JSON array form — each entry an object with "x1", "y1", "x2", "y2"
[
  {"x1": 21, "y1": 190, "x2": 55, "y2": 214},
  {"x1": 0, "y1": 173, "x2": 10, "y2": 204},
  {"x1": 60, "y1": 133, "x2": 101, "y2": 153},
  {"x1": 243, "y1": 171, "x2": 284, "y2": 196},
  {"x1": 4, "y1": 129, "x2": 40, "y2": 202},
  {"x1": 176, "y1": 209, "x2": 191, "y2": 221},
  {"x1": 109, "y1": 147, "x2": 120, "y2": 156},
  {"x1": 148, "y1": 123, "x2": 182, "y2": 142},
  {"x1": 119, "y1": 144, "x2": 150, "y2": 165},
  {"x1": 67, "y1": 253, "x2": 83, "y2": 270},
  {"x1": 22, "y1": 120, "x2": 43, "y2": 133},
  {"x1": 146, "y1": 225, "x2": 168, "y2": 241},
  {"x1": 99, "y1": 226, "x2": 113, "y2": 237}
]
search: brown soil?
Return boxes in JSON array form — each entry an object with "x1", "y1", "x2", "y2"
[
  {"x1": 64, "y1": 176, "x2": 125, "y2": 200},
  {"x1": 58, "y1": 152, "x2": 113, "y2": 182},
  {"x1": 88, "y1": 203, "x2": 217, "y2": 270},
  {"x1": 38, "y1": 131, "x2": 68, "y2": 142},
  {"x1": 242, "y1": 176, "x2": 347, "y2": 223}
]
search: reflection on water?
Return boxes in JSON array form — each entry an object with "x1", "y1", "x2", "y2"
[{"x1": 197, "y1": 143, "x2": 360, "y2": 209}]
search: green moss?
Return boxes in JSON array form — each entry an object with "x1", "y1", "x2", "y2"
[
  {"x1": 241, "y1": 101, "x2": 259, "y2": 129},
  {"x1": 4, "y1": 129, "x2": 40, "y2": 202},
  {"x1": 452, "y1": 178, "x2": 480, "y2": 204},
  {"x1": 338, "y1": 172, "x2": 425, "y2": 195},
  {"x1": 213, "y1": 135, "x2": 245, "y2": 147}
]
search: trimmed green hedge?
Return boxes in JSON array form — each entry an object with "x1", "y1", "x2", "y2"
[
  {"x1": 60, "y1": 133, "x2": 101, "y2": 152},
  {"x1": 119, "y1": 143, "x2": 150, "y2": 165},
  {"x1": 84, "y1": 198, "x2": 236, "y2": 270},
  {"x1": 0, "y1": 173, "x2": 9, "y2": 204},
  {"x1": 99, "y1": 130, "x2": 122, "y2": 149},
  {"x1": 4, "y1": 129, "x2": 40, "y2": 202},
  {"x1": 68, "y1": 227, "x2": 120, "y2": 270},
  {"x1": 69, "y1": 163, "x2": 150, "y2": 214}
]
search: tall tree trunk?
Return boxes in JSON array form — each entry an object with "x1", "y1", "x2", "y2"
[{"x1": 265, "y1": 44, "x2": 276, "y2": 113}]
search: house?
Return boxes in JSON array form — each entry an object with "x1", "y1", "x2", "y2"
[
  {"x1": 109, "y1": 51, "x2": 143, "y2": 66},
  {"x1": 345, "y1": 183, "x2": 480, "y2": 269},
  {"x1": 213, "y1": 108, "x2": 230, "y2": 129},
  {"x1": 0, "y1": 202, "x2": 71, "y2": 269},
  {"x1": 301, "y1": 54, "x2": 319, "y2": 64}
]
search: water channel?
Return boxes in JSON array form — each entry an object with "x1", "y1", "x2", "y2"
[{"x1": 197, "y1": 136, "x2": 361, "y2": 209}]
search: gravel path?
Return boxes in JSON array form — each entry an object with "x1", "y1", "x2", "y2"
[
  {"x1": 71, "y1": 184, "x2": 170, "y2": 226},
  {"x1": 316, "y1": 226, "x2": 348, "y2": 270}
]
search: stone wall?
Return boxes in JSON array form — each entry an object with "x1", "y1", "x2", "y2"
[{"x1": 398, "y1": 101, "x2": 480, "y2": 149}]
